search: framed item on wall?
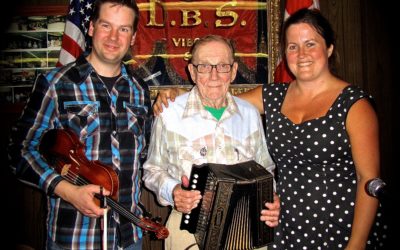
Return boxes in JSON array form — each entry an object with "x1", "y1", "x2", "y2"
[{"x1": 130, "y1": 0, "x2": 282, "y2": 97}]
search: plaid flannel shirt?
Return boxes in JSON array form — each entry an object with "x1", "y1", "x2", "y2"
[{"x1": 19, "y1": 55, "x2": 152, "y2": 249}]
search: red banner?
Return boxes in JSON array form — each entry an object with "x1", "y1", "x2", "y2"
[{"x1": 132, "y1": 0, "x2": 265, "y2": 85}]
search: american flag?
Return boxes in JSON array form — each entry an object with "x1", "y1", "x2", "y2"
[
  {"x1": 273, "y1": 0, "x2": 320, "y2": 83},
  {"x1": 57, "y1": 0, "x2": 95, "y2": 66}
]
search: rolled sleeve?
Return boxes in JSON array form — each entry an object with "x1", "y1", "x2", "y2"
[
  {"x1": 254, "y1": 113, "x2": 276, "y2": 190},
  {"x1": 143, "y1": 116, "x2": 181, "y2": 206}
]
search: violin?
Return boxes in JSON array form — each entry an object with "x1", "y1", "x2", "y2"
[{"x1": 39, "y1": 128, "x2": 169, "y2": 240}]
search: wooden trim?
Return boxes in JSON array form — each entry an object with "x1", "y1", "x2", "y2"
[
  {"x1": 268, "y1": 0, "x2": 281, "y2": 83},
  {"x1": 15, "y1": 4, "x2": 68, "y2": 16},
  {"x1": 149, "y1": 84, "x2": 259, "y2": 100}
]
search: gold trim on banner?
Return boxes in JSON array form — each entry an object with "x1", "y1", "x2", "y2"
[
  {"x1": 138, "y1": 1, "x2": 268, "y2": 11},
  {"x1": 268, "y1": 0, "x2": 281, "y2": 83},
  {"x1": 125, "y1": 52, "x2": 268, "y2": 64}
]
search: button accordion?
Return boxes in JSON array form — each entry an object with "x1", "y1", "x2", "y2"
[{"x1": 180, "y1": 161, "x2": 274, "y2": 250}]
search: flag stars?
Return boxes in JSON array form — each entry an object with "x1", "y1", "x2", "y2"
[{"x1": 86, "y1": 2, "x2": 93, "y2": 10}]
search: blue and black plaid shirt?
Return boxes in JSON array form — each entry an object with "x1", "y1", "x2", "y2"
[{"x1": 19, "y1": 54, "x2": 152, "y2": 249}]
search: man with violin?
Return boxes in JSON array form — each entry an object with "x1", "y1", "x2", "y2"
[{"x1": 8, "y1": 0, "x2": 158, "y2": 249}]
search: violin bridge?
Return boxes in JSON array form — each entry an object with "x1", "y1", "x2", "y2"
[{"x1": 61, "y1": 164, "x2": 71, "y2": 176}]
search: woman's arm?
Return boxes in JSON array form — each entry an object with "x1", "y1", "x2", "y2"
[
  {"x1": 153, "y1": 85, "x2": 265, "y2": 115},
  {"x1": 345, "y1": 98, "x2": 380, "y2": 249},
  {"x1": 236, "y1": 85, "x2": 264, "y2": 113}
]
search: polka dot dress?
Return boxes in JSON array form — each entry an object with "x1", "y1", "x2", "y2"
[{"x1": 262, "y1": 83, "x2": 385, "y2": 249}]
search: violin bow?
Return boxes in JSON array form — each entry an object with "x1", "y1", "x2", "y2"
[{"x1": 100, "y1": 186, "x2": 108, "y2": 250}]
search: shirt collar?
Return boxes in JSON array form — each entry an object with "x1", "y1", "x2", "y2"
[
  {"x1": 182, "y1": 86, "x2": 241, "y2": 121},
  {"x1": 60, "y1": 54, "x2": 130, "y2": 85}
]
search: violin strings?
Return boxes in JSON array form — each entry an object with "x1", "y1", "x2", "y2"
[{"x1": 54, "y1": 160, "x2": 157, "y2": 231}]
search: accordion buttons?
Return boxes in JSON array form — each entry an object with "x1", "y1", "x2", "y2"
[
  {"x1": 191, "y1": 174, "x2": 199, "y2": 189},
  {"x1": 184, "y1": 214, "x2": 190, "y2": 224}
]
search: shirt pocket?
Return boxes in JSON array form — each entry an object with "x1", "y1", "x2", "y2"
[
  {"x1": 178, "y1": 145, "x2": 207, "y2": 176},
  {"x1": 231, "y1": 145, "x2": 255, "y2": 163},
  {"x1": 124, "y1": 102, "x2": 148, "y2": 136},
  {"x1": 64, "y1": 101, "x2": 100, "y2": 138}
]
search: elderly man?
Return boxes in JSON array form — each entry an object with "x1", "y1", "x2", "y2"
[{"x1": 143, "y1": 35, "x2": 279, "y2": 250}]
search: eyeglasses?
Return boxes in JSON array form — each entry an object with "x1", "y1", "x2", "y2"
[{"x1": 192, "y1": 63, "x2": 233, "y2": 73}]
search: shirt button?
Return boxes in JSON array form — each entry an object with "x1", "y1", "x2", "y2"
[{"x1": 200, "y1": 147, "x2": 207, "y2": 156}]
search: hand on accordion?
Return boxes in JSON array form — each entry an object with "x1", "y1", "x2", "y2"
[
  {"x1": 260, "y1": 192, "x2": 281, "y2": 227},
  {"x1": 173, "y1": 175, "x2": 202, "y2": 214}
]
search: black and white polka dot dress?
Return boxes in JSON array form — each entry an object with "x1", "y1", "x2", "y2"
[{"x1": 262, "y1": 83, "x2": 384, "y2": 249}]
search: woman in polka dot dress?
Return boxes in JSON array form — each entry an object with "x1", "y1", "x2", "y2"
[
  {"x1": 240, "y1": 8, "x2": 383, "y2": 250},
  {"x1": 152, "y1": 8, "x2": 385, "y2": 249}
]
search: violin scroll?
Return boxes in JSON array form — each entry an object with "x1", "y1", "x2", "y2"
[{"x1": 140, "y1": 217, "x2": 169, "y2": 239}]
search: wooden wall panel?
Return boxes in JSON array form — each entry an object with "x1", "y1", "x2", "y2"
[
  {"x1": 321, "y1": 0, "x2": 395, "y2": 246},
  {"x1": 360, "y1": 1, "x2": 395, "y2": 179},
  {"x1": 320, "y1": 1, "x2": 395, "y2": 179},
  {"x1": 320, "y1": 0, "x2": 363, "y2": 85},
  {"x1": 141, "y1": 188, "x2": 170, "y2": 250}
]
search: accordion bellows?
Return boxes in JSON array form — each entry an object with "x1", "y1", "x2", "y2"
[{"x1": 180, "y1": 161, "x2": 274, "y2": 250}]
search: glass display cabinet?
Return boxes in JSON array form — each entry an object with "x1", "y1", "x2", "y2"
[{"x1": 0, "y1": 5, "x2": 67, "y2": 104}]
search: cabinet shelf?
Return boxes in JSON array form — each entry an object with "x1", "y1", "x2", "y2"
[
  {"x1": 6, "y1": 29, "x2": 64, "y2": 34},
  {"x1": 0, "y1": 84, "x2": 33, "y2": 104},
  {"x1": 0, "y1": 11, "x2": 66, "y2": 104},
  {"x1": 2, "y1": 47, "x2": 61, "y2": 52},
  {"x1": 0, "y1": 84, "x2": 32, "y2": 88},
  {"x1": 1, "y1": 67, "x2": 54, "y2": 71}
]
